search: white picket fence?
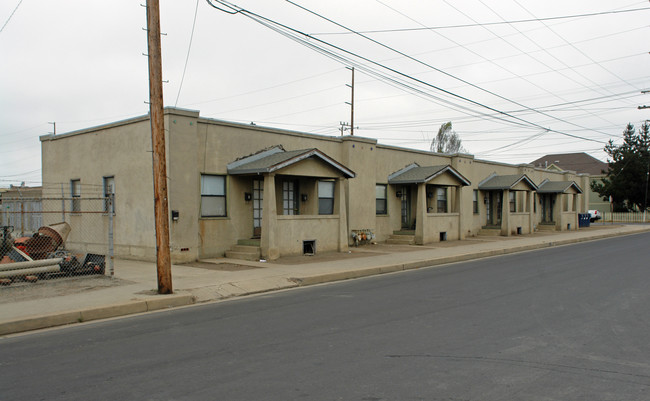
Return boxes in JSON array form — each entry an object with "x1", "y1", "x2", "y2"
[{"x1": 601, "y1": 212, "x2": 649, "y2": 223}]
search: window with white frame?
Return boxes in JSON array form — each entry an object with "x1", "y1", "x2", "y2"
[
  {"x1": 473, "y1": 190, "x2": 479, "y2": 214},
  {"x1": 103, "y1": 176, "x2": 115, "y2": 214},
  {"x1": 436, "y1": 187, "x2": 447, "y2": 213},
  {"x1": 509, "y1": 191, "x2": 516, "y2": 212},
  {"x1": 318, "y1": 180, "x2": 335, "y2": 215},
  {"x1": 376, "y1": 184, "x2": 387, "y2": 215},
  {"x1": 71, "y1": 179, "x2": 81, "y2": 213},
  {"x1": 201, "y1": 174, "x2": 226, "y2": 217}
]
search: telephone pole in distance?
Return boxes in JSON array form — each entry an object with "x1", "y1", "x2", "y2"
[{"x1": 345, "y1": 66, "x2": 355, "y2": 135}]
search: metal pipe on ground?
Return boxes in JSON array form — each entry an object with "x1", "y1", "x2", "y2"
[
  {"x1": 0, "y1": 258, "x2": 63, "y2": 272},
  {"x1": 0, "y1": 264, "x2": 62, "y2": 278}
]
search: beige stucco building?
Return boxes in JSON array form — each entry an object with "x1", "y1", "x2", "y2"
[{"x1": 40, "y1": 108, "x2": 592, "y2": 263}]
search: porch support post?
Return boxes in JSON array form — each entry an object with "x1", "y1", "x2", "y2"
[
  {"x1": 336, "y1": 177, "x2": 349, "y2": 252},
  {"x1": 457, "y1": 186, "x2": 465, "y2": 240},
  {"x1": 261, "y1": 173, "x2": 279, "y2": 260},
  {"x1": 553, "y1": 194, "x2": 562, "y2": 231},
  {"x1": 573, "y1": 193, "x2": 578, "y2": 230},
  {"x1": 415, "y1": 182, "x2": 427, "y2": 245},
  {"x1": 528, "y1": 190, "x2": 535, "y2": 233},
  {"x1": 501, "y1": 189, "x2": 511, "y2": 236}
]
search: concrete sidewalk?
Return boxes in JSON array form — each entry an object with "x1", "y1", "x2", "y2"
[{"x1": 1, "y1": 224, "x2": 649, "y2": 335}]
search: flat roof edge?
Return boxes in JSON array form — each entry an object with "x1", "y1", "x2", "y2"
[
  {"x1": 39, "y1": 114, "x2": 150, "y2": 142},
  {"x1": 197, "y1": 117, "x2": 344, "y2": 143}
]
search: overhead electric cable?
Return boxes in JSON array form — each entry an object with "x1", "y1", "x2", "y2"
[
  {"x1": 175, "y1": 0, "x2": 200, "y2": 107},
  {"x1": 283, "y1": 0, "x2": 608, "y2": 143},
  {"x1": 309, "y1": 6, "x2": 650, "y2": 35},
  {"x1": 371, "y1": 0, "x2": 615, "y2": 138},
  {"x1": 512, "y1": 0, "x2": 640, "y2": 91},
  {"x1": 202, "y1": 0, "x2": 638, "y2": 144},
  {"x1": 0, "y1": 0, "x2": 23, "y2": 34},
  {"x1": 212, "y1": 2, "x2": 535, "y2": 131},
  {"x1": 471, "y1": 0, "x2": 622, "y2": 128}
]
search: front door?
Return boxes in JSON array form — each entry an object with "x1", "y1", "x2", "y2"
[
  {"x1": 541, "y1": 194, "x2": 554, "y2": 223},
  {"x1": 252, "y1": 179, "x2": 263, "y2": 238},
  {"x1": 487, "y1": 191, "x2": 502, "y2": 226},
  {"x1": 400, "y1": 186, "x2": 412, "y2": 229}
]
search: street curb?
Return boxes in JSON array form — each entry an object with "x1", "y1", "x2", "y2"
[
  {"x1": 289, "y1": 227, "x2": 650, "y2": 287},
  {"x1": 0, "y1": 294, "x2": 195, "y2": 336},
  {"x1": 2, "y1": 227, "x2": 647, "y2": 336}
]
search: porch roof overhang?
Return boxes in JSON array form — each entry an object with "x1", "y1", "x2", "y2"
[
  {"x1": 227, "y1": 146, "x2": 355, "y2": 178},
  {"x1": 387, "y1": 163, "x2": 471, "y2": 186},
  {"x1": 478, "y1": 173, "x2": 538, "y2": 191},
  {"x1": 537, "y1": 179, "x2": 583, "y2": 194}
]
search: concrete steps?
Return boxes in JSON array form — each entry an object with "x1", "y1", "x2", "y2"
[
  {"x1": 386, "y1": 233, "x2": 415, "y2": 245},
  {"x1": 478, "y1": 227, "x2": 502, "y2": 236},
  {"x1": 225, "y1": 243, "x2": 261, "y2": 261},
  {"x1": 537, "y1": 223, "x2": 556, "y2": 232}
]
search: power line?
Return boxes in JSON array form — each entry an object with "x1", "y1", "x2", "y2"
[
  {"x1": 512, "y1": 0, "x2": 640, "y2": 91},
  {"x1": 184, "y1": 68, "x2": 342, "y2": 107},
  {"x1": 283, "y1": 0, "x2": 608, "y2": 143},
  {"x1": 213, "y1": 2, "x2": 533, "y2": 131},
  {"x1": 371, "y1": 0, "x2": 618, "y2": 138},
  {"x1": 471, "y1": 0, "x2": 622, "y2": 128},
  {"x1": 0, "y1": 0, "x2": 23, "y2": 34},
  {"x1": 174, "y1": 0, "x2": 200, "y2": 107},
  {"x1": 308, "y1": 6, "x2": 650, "y2": 35},
  {"x1": 208, "y1": 84, "x2": 343, "y2": 115}
]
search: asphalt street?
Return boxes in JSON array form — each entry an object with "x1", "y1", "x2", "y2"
[{"x1": 1, "y1": 233, "x2": 649, "y2": 400}]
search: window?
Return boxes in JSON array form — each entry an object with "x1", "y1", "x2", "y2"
[
  {"x1": 473, "y1": 190, "x2": 479, "y2": 214},
  {"x1": 282, "y1": 180, "x2": 298, "y2": 215},
  {"x1": 509, "y1": 191, "x2": 516, "y2": 212},
  {"x1": 318, "y1": 180, "x2": 335, "y2": 215},
  {"x1": 71, "y1": 179, "x2": 81, "y2": 213},
  {"x1": 436, "y1": 187, "x2": 447, "y2": 213},
  {"x1": 103, "y1": 176, "x2": 115, "y2": 214},
  {"x1": 201, "y1": 174, "x2": 226, "y2": 217},
  {"x1": 375, "y1": 184, "x2": 387, "y2": 215}
]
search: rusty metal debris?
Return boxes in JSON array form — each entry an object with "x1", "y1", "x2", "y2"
[{"x1": 0, "y1": 223, "x2": 105, "y2": 285}]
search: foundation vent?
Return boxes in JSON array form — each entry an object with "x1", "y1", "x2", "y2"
[{"x1": 303, "y1": 240, "x2": 315, "y2": 255}]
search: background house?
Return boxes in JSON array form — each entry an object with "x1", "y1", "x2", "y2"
[{"x1": 531, "y1": 153, "x2": 608, "y2": 211}]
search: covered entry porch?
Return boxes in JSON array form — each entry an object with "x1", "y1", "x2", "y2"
[
  {"x1": 388, "y1": 163, "x2": 471, "y2": 245},
  {"x1": 478, "y1": 173, "x2": 538, "y2": 236},
  {"x1": 227, "y1": 146, "x2": 355, "y2": 260},
  {"x1": 537, "y1": 180, "x2": 582, "y2": 231}
]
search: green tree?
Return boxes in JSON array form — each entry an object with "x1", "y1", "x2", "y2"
[
  {"x1": 430, "y1": 121, "x2": 465, "y2": 154},
  {"x1": 591, "y1": 122, "x2": 650, "y2": 212}
]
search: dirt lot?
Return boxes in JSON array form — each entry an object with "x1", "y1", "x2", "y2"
[{"x1": 0, "y1": 275, "x2": 130, "y2": 304}]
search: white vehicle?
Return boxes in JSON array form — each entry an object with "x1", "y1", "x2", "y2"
[{"x1": 588, "y1": 209, "x2": 602, "y2": 222}]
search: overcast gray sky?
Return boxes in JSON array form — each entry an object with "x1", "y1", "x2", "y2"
[{"x1": 1, "y1": 0, "x2": 649, "y2": 187}]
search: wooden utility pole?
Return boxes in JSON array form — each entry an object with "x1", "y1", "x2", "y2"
[
  {"x1": 146, "y1": 0, "x2": 173, "y2": 294},
  {"x1": 345, "y1": 67, "x2": 355, "y2": 135}
]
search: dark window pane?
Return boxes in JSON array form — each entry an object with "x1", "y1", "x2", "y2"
[
  {"x1": 376, "y1": 199, "x2": 387, "y2": 215},
  {"x1": 319, "y1": 198, "x2": 334, "y2": 215}
]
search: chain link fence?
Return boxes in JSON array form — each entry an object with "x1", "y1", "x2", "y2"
[{"x1": 1, "y1": 197, "x2": 113, "y2": 286}]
